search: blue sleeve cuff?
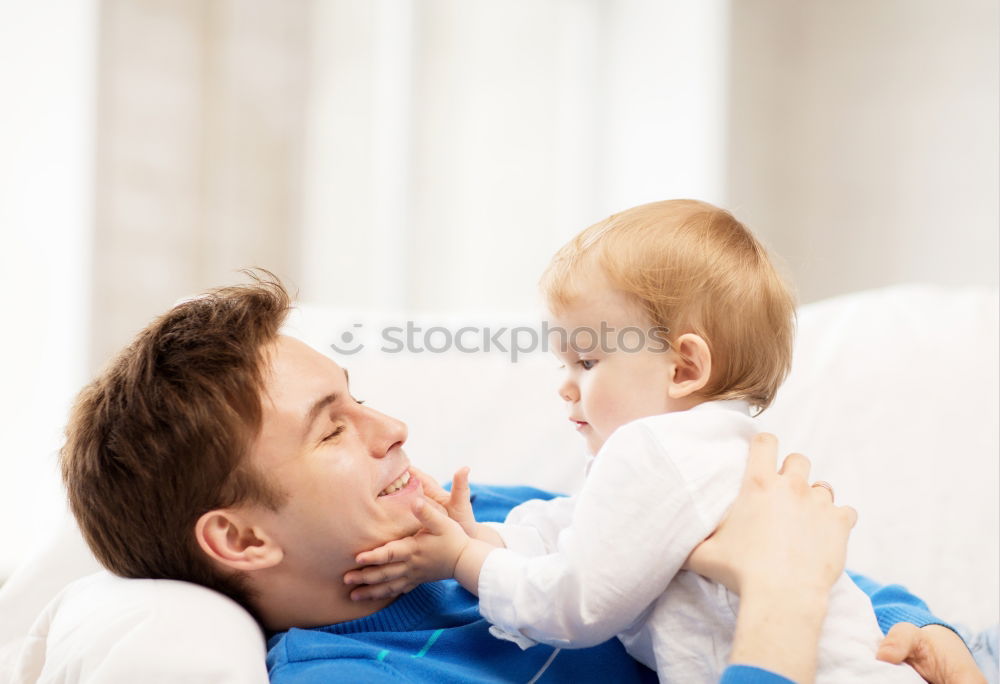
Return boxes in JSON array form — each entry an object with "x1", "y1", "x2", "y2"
[
  {"x1": 847, "y1": 570, "x2": 961, "y2": 639},
  {"x1": 720, "y1": 664, "x2": 796, "y2": 684}
]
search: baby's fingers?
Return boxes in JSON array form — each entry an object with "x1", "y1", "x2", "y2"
[
  {"x1": 349, "y1": 577, "x2": 416, "y2": 601},
  {"x1": 451, "y1": 467, "x2": 471, "y2": 497},
  {"x1": 413, "y1": 497, "x2": 456, "y2": 535},
  {"x1": 449, "y1": 467, "x2": 472, "y2": 507},
  {"x1": 344, "y1": 561, "x2": 411, "y2": 587},
  {"x1": 410, "y1": 467, "x2": 450, "y2": 505},
  {"x1": 354, "y1": 538, "x2": 415, "y2": 566}
]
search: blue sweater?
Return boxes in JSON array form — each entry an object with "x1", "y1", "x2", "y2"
[{"x1": 267, "y1": 485, "x2": 954, "y2": 684}]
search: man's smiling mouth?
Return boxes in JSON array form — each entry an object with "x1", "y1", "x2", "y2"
[{"x1": 378, "y1": 470, "x2": 412, "y2": 497}]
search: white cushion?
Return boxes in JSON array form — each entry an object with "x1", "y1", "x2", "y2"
[
  {"x1": 7, "y1": 572, "x2": 267, "y2": 684},
  {"x1": 0, "y1": 510, "x2": 101, "y2": 650},
  {"x1": 760, "y1": 284, "x2": 999, "y2": 630}
]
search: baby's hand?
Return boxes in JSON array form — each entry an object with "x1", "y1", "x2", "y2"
[
  {"x1": 344, "y1": 496, "x2": 471, "y2": 601},
  {"x1": 411, "y1": 466, "x2": 478, "y2": 536},
  {"x1": 877, "y1": 623, "x2": 985, "y2": 684}
]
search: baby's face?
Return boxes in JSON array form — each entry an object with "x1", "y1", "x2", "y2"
[{"x1": 548, "y1": 283, "x2": 679, "y2": 454}]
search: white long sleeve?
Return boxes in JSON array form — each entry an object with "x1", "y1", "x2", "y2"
[
  {"x1": 483, "y1": 495, "x2": 579, "y2": 557},
  {"x1": 478, "y1": 404, "x2": 753, "y2": 649}
]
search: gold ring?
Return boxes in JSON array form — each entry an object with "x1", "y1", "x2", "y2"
[{"x1": 810, "y1": 480, "x2": 835, "y2": 503}]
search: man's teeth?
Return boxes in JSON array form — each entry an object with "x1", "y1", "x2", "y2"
[{"x1": 379, "y1": 471, "x2": 411, "y2": 497}]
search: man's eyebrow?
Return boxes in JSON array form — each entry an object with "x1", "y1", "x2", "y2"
[
  {"x1": 304, "y1": 393, "x2": 338, "y2": 437},
  {"x1": 302, "y1": 368, "x2": 351, "y2": 440}
]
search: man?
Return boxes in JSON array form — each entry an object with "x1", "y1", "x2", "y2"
[{"x1": 61, "y1": 273, "x2": 979, "y2": 683}]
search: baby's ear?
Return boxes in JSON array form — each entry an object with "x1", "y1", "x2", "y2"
[{"x1": 668, "y1": 334, "x2": 712, "y2": 399}]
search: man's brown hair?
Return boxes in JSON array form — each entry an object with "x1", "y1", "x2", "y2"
[{"x1": 61, "y1": 270, "x2": 291, "y2": 612}]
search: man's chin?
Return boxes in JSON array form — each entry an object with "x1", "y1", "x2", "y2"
[{"x1": 375, "y1": 518, "x2": 423, "y2": 550}]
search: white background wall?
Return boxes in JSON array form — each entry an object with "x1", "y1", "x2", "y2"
[
  {"x1": 0, "y1": 0, "x2": 96, "y2": 579},
  {"x1": 728, "y1": 0, "x2": 999, "y2": 304}
]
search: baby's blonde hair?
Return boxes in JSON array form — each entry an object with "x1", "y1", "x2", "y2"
[{"x1": 541, "y1": 199, "x2": 795, "y2": 412}]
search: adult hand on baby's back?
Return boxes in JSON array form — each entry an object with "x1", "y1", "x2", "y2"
[
  {"x1": 683, "y1": 433, "x2": 858, "y2": 598},
  {"x1": 685, "y1": 433, "x2": 859, "y2": 683}
]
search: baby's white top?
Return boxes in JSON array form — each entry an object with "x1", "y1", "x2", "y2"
[{"x1": 478, "y1": 400, "x2": 921, "y2": 683}]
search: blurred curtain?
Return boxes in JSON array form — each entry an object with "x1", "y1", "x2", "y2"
[
  {"x1": 91, "y1": 0, "x2": 311, "y2": 369},
  {"x1": 297, "y1": 0, "x2": 728, "y2": 314},
  {"x1": 90, "y1": 0, "x2": 729, "y2": 365}
]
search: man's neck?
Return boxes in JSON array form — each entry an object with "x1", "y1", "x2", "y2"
[{"x1": 253, "y1": 570, "x2": 399, "y2": 633}]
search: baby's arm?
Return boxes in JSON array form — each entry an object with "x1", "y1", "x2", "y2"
[
  {"x1": 346, "y1": 473, "x2": 580, "y2": 600},
  {"x1": 347, "y1": 420, "x2": 706, "y2": 642},
  {"x1": 344, "y1": 468, "x2": 501, "y2": 600},
  {"x1": 475, "y1": 422, "x2": 714, "y2": 648},
  {"x1": 350, "y1": 422, "x2": 711, "y2": 649}
]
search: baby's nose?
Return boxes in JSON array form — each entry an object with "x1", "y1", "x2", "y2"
[{"x1": 558, "y1": 380, "x2": 579, "y2": 403}]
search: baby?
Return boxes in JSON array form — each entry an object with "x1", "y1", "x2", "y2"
[{"x1": 348, "y1": 200, "x2": 923, "y2": 682}]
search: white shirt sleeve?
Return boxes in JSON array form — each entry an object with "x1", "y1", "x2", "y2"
[
  {"x1": 482, "y1": 495, "x2": 579, "y2": 557},
  {"x1": 477, "y1": 421, "x2": 718, "y2": 648}
]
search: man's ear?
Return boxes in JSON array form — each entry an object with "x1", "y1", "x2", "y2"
[
  {"x1": 195, "y1": 508, "x2": 283, "y2": 572},
  {"x1": 668, "y1": 333, "x2": 712, "y2": 399}
]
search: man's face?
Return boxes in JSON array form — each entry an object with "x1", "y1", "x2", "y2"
[{"x1": 247, "y1": 336, "x2": 422, "y2": 582}]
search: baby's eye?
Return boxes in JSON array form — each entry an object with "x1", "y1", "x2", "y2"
[{"x1": 577, "y1": 359, "x2": 597, "y2": 370}]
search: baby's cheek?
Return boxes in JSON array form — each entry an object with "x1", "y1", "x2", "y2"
[
  {"x1": 613, "y1": 396, "x2": 649, "y2": 428},
  {"x1": 590, "y1": 402, "x2": 632, "y2": 439}
]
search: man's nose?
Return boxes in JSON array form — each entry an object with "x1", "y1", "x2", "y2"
[{"x1": 361, "y1": 405, "x2": 408, "y2": 458}]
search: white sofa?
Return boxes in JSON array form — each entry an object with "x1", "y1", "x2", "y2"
[{"x1": 1, "y1": 284, "x2": 996, "y2": 682}]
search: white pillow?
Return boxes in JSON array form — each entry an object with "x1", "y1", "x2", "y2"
[
  {"x1": 8, "y1": 572, "x2": 267, "y2": 684},
  {"x1": 0, "y1": 509, "x2": 101, "y2": 650}
]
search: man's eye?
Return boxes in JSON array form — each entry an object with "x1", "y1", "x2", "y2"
[
  {"x1": 352, "y1": 397, "x2": 365, "y2": 405},
  {"x1": 321, "y1": 426, "x2": 345, "y2": 442},
  {"x1": 577, "y1": 359, "x2": 597, "y2": 370}
]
